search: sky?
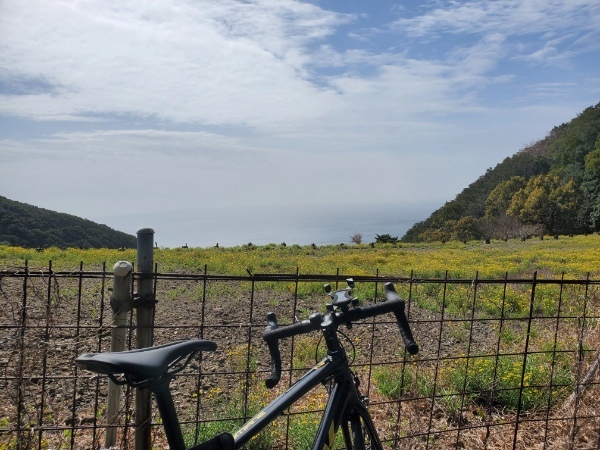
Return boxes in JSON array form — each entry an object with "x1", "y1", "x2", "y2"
[{"x1": 1, "y1": 0, "x2": 599, "y2": 247}]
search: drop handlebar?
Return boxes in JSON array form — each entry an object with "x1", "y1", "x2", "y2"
[{"x1": 263, "y1": 282, "x2": 418, "y2": 388}]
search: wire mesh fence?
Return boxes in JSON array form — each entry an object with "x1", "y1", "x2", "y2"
[{"x1": 1, "y1": 262, "x2": 599, "y2": 449}]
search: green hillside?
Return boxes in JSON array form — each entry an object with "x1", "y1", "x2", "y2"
[
  {"x1": 0, "y1": 196, "x2": 136, "y2": 249},
  {"x1": 402, "y1": 102, "x2": 600, "y2": 243}
]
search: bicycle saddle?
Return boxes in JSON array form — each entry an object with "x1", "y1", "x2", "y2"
[{"x1": 75, "y1": 339, "x2": 217, "y2": 381}]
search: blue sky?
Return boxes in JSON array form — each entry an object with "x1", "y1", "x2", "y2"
[{"x1": 1, "y1": 0, "x2": 599, "y2": 246}]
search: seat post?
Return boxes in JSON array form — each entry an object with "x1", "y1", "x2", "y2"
[{"x1": 150, "y1": 380, "x2": 187, "y2": 450}]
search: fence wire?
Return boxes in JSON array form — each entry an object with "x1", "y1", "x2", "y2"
[{"x1": 0, "y1": 263, "x2": 599, "y2": 449}]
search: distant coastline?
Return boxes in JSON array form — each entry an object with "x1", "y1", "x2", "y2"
[{"x1": 93, "y1": 202, "x2": 437, "y2": 248}]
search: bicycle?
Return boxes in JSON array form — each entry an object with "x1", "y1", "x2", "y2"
[{"x1": 75, "y1": 281, "x2": 419, "y2": 449}]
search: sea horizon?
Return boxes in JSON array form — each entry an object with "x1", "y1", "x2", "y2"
[{"x1": 96, "y1": 202, "x2": 437, "y2": 249}]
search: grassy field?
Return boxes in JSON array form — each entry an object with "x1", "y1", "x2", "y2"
[
  {"x1": 1, "y1": 234, "x2": 599, "y2": 278},
  {"x1": 2, "y1": 235, "x2": 600, "y2": 449}
]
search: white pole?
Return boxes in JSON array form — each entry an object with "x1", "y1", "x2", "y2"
[{"x1": 104, "y1": 261, "x2": 133, "y2": 449}]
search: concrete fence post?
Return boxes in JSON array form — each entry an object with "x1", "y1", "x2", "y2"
[
  {"x1": 104, "y1": 261, "x2": 133, "y2": 449},
  {"x1": 135, "y1": 228, "x2": 155, "y2": 450}
]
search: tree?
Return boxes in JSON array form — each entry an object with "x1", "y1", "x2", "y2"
[
  {"x1": 452, "y1": 217, "x2": 479, "y2": 243},
  {"x1": 350, "y1": 233, "x2": 363, "y2": 244},
  {"x1": 550, "y1": 179, "x2": 582, "y2": 234},
  {"x1": 584, "y1": 141, "x2": 600, "y2": 177},
  {"x1": 492, "y1": 214, "x2": 522, "y2": 241},
  {"x1": 514, "y1": 223, "x2": 544, "y2": 241},
  {"x1": 580, "y1": 138, "x2": 600, "y2": 230},
  {"x1": 485, "y1": 176, "x2": 526, "y2": 218},
  {"x1": 419, "y1": 227, "x2": 452, "y2": 243},
  {"x1": 507, "y1": 174, "x2": 582, "y2": 235},
  {"x1": 475, "y1": 216, "x2": 496, "y2": 244},
  {"x1": 374, "y1": 233, "x2": 399, "y2": 244}
]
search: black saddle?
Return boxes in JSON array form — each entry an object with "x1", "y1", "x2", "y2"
[{"x1": 75, "y1": 339, "x2": 217, "y2": 383}]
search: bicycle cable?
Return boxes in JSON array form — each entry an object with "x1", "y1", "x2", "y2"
[{"x1": 314, "y1": 329, "x2": 357, "y2": 366}]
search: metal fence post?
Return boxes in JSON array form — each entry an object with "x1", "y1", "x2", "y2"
[
  {"x1": 104, "y1": 261, "x2": 133, "y2": 449},
  {"x1": 135, "y1": 228, "x2": 155, "y2": 450}
]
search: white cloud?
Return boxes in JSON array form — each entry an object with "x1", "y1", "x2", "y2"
[
  {"x1": 0, "y1": 0, "x2": 347, "y2": 127},
  {"x1": 390, "y1": 0, "x2": 600, "y2": 67},
  {"x1": 393, "y1": 0, "x2": 598, "y2": 37},
  {"x1": 0, "y1": 0, "x2": 597, "y2": 243},
  {"x1": 1, "y1": 0, "x2": 593, "y2": 135}
]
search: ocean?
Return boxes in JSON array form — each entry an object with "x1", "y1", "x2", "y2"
[{"x1": 103, "y1": 202, "x2": 436, "y2": 248}]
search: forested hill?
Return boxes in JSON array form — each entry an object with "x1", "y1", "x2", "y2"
[
  {"x1": 0, "y1": 196, "x2": 136, "y2": 249},
  {"x1": 402, "y1": 102, "x2": 600, "y2": 243}
]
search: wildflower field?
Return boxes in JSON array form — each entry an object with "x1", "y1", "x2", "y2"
[
  {"x1": 1, "y1": 234, "x2": 599, "y2": 448},
  {"x1": 2, "y1": 233, "x2": 599, "y2": 278}
]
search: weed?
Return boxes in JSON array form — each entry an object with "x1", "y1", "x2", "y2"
[
  {"x1": 292, "y1": 335, "x2": 326, "y2": 369},
  {"x1": 442, "y1": 353, "x2": 573, "y2": 411}
]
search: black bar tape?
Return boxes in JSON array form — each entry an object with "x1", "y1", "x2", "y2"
[
  {"x1": 264, "y1": 312, "x2": 282, "y2": 389},
  {"x1": 384, "y1": 282, "x2": 419, "y2": 354}
]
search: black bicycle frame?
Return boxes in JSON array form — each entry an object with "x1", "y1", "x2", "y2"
[
  {"x1": 77, "y1": 282, "x2": 415, "y2": 450},
  {"x1": 232, "y1": 349, "x2": 365, "y2": 449},
  {"x1": 149, "y1": 345, "x2": 371, "y2": 450}
]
